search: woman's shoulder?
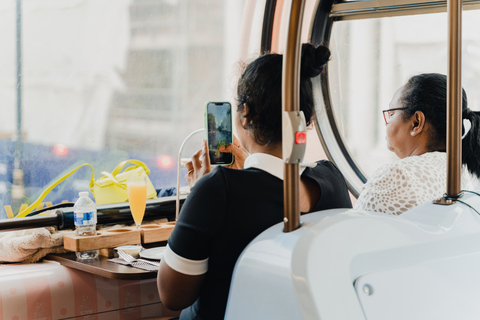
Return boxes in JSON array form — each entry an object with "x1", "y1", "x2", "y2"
[
  {"x1": 309, "y1": 159, "x2": 340, "y2": 171},
  {"x1": 373, "y1": 152, "x2": 445, "y2": 174},
  {"x1": 304, "y1": 160, "x2": 352, "y2": 209},
  {"x1": 305, "y1": 160, "x2": 339, "y2": 175},
  {"x1": 363, "y1": 157, "x2": 414, "y2": 186},
  {"x1": 304, "y1": 160, "x2": 346, "y2": 185},
  {"x1": 364, "y1": 152, "x2": 446, "y2": 189},
  {"x1": 396, "y1": 152, "x2": 446, "y2": 173}
]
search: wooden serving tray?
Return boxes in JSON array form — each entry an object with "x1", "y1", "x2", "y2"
[
  {"x1": 63, "y1": 227, "x2": 141, "y2": 252},
  {"x1": 141, "y1": 221, "x2": 176, "y2": 243},
  {"x1": 63, "y1": 222, "x2": 176, "y2": 252}
]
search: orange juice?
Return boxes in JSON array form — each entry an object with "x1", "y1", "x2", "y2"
[{"x1": 127, "y1": 180, "x2": 147, "y2": 226}]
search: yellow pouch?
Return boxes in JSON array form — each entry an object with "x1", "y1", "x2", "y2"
[
  {"x1": 94, "y1": 160, "x2": 157, "y2": 205},
  {"x1": 14, "y1": 160, "x2": 157, "y2": 218},
  {"x1": 15, "y1": 163, "x2": 95, "y2": 218}
]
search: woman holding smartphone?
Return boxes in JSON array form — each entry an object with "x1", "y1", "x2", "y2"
[{"x1": 157, "y1": 43, "x2": 352, "y2": 320}]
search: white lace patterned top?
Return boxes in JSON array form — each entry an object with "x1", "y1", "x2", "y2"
[{"x1": 354, "y1": 152, "x2": 477, "y2": 215}]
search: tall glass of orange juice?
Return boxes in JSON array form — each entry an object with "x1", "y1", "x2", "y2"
[{"x1": 127, "y1": 176, "x2": 147, "y2": 230}]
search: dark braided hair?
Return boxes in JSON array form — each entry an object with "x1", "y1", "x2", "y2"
[
  {"x1": 236, "y1": 43, "x2": 330, "y2": 146},
  {"x1": 400, "y1": 73, "x2": 480, "y2": 178}
]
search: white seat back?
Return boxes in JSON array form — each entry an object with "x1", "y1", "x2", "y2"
[{"x1": 225, "y1": 193, "x2": 480, "y2": 319}]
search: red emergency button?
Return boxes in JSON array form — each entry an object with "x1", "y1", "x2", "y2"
[{"x1": 295, "y1": 131, "x2": 306, "y2": 144}]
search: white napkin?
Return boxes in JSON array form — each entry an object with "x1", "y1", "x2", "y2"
[{"x1": 0, "y1": 227, "x2": 69, "y2": 263}]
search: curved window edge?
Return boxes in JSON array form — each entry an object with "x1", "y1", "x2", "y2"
[{"x1": 310, "y1": 0, "x2": 367, "y2": 197}]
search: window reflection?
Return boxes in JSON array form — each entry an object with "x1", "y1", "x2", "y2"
[{"x1": 0, "y1": 0, "x2": 245, "y2": 218}]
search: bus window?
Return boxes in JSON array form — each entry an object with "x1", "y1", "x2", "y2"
[
  {"x1": 0, "y1": 0, "x2": 247, "y2": 218},
  {"x1": 318, "y1": 7, "x2": 480, "y2": 196}
]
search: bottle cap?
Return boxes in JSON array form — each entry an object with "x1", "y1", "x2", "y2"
[{"x1": 79, "y1": 191, "x2": 89, "y2": 198}]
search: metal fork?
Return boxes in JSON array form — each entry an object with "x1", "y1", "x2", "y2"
[{"x1": 117, "y1": 250, "x2": 160, "y2": 271}]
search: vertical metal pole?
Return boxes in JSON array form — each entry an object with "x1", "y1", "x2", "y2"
[
  {"x1": 15, "y1": 0, "x2": 23, "y2": 171},
  {"x1": 12, "y1": 0, "x2": 25, "y2": 209},
  {"x1": 446, "y1": 0, "x2": 462, "y2": 197},
  {"x1": 283, "y1": 0, "x2": 305, "y2": 232}
]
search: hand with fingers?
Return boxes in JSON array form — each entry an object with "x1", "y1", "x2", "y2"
[
  {"x1": 185, "y1": 137, "x2": 249, "y2": 187},
  {"x1": 219, "y1": 135, "x2": 249, "y2": 169},
  {"x1": 185, "y1": 139, "x2": 212, "y2": 188}
]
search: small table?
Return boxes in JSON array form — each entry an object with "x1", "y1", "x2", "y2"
[{"x1": 46, "y1": 252, "x2": 157, "y2": 280}]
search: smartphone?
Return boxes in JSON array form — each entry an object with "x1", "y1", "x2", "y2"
[{"x1": 205, "y1": 101, "x2": 234, "y2": 166}]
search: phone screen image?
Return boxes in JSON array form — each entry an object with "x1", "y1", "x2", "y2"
[{"x1": 206, "y1": 102, "x2": 233, "y2": 165}]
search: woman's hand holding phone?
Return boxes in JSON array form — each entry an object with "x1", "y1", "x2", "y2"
[
  {"x1": 185, "y1": 136, "x2": 249, "y2": 188},
  {"x1": 219, "y1": 136, "x2": 249, "y2": 169}
]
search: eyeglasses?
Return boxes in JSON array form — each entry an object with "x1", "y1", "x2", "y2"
[{"x1": 382, "y1": 107, "x2": 407, "y2": 125}]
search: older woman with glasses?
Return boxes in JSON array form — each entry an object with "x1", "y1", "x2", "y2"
[{"x1": 354, "y1": 73, "x2": 480, "y2": 215}]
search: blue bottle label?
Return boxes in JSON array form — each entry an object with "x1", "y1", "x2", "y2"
[{"x1": 74, "y1": 211, "x2": 95, "y2": 225}]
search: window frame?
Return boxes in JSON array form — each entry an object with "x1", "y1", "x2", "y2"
[{"x1": 308, "y1": 0, "x2": 480, "y2": 197}]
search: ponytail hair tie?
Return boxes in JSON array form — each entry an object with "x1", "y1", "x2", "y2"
[{"x1": 462, "y1": 118, "x2": 472, "y2": 140}]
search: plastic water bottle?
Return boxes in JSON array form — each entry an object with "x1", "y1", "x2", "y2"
[{"x1": 74, "y1": 191, "x2": 99, "y2": 260}]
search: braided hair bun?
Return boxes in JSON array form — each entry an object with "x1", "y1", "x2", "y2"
[{"x1": 301, "y1": 43, "x2": 331, "y2": 78}]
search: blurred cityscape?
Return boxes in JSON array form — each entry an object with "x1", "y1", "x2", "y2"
[
  {"x1": 0, "y1": 0, "x2": 245, "y2": 217},
  {"x1": 106, "y1": 0, "x2": 227, "y2": 156}
]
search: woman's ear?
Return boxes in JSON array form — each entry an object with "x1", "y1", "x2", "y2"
[
  {"x1": 411, "y1": 111, "x2": 426, "y2": 136},
  {"x1": 240, "y1": 103, "x2": 250, "y2": 128}
]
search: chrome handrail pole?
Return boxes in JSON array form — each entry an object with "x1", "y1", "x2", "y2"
[
  {"x1": 446, "y1": 0, "x2": 462, "y2": 197},
  {"x1": 283, "y1": 0, "x2": 306, "y2": 232}
]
